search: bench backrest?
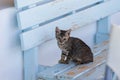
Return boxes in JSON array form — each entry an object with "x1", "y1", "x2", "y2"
[{"x1": 16, "y1": 0, "x2": 104, "y2": 51}]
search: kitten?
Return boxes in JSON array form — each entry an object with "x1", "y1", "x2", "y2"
[{"x1": 55, "y1": 27, "x2": 93, "y2": 65}]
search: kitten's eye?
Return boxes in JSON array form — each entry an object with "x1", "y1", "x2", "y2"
[
  {"x1": 58, "y1": 37, "x2": 61, "y2": 40},
  {"x1": 63, "y1": 38, "x2": 66, "y2": 40}
]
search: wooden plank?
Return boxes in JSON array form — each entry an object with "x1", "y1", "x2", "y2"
[
  {"x1": 74, "y1": 63, "x2": 106, "y2": 80},
  {"x1": 20, "y1": 0, "x2": 120, "y2": 50},
  {"x1": 17, "y1": 0, "x2": 103, "y2": 29},
  {"x1": 38, "y1": 65, "x2": 50, "y2": 72},
  {"x1": 104, "y1": 66, "x2": 119, "y2": 80},
  {"x1": 37, "y1": 41, "x2": 108, "y2": 80},
  {"x1": 93, "y1": 40, "x2": 109, "y2": 53},
  {"x1": 104, "y1": 66, "x2": 114, "y2": 80},
  {"x1": 56, "y1": 48, "x2": 108, "y2": 80},
  {"x1": 95, "y1": 17, "x2": 110, "y2": 44},
  {"x1": 23, "y1": 48, "x2": 38, "y2": 80},
  {"x1": 95, "y1": 33, "x2": 109, "y2": 44},
  {"x1": 15, "y1": 0, "x2": 45, "y2": 9},
  {"x1": 38, "y1": 62, "x2": 75, "y2": 80},
  {"x1": 112, "y1": 74, "x2": 118, "y2": 80},
  {"x1": 97, "y1": 17, "x2": 110, "y2": 34}
]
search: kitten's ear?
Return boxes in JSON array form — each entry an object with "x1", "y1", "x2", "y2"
[
  {"x1": 66, "y1": 29, "x2": 72, "y2": 35},
  {"x1": 56, "y1": 27, "x2": 60, "y2": 34}
]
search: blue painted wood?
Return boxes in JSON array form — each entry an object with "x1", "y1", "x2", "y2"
[
  {"x1": 17, "y1": 0, "x2": 103, "y2": 30},
  {"x1": 72, "y1": 63, "x2": 106, "y2": 80},
  {"x1": 23, "y1": 48, "x2": 38, "y2": 80},
  {"x1": 95, "y1": 17, "x2": 110, "y2": 44},
  {"x1": 97, "y1": 17, "x2": 110, "y2": 33},
  {"x1": 95, "y1": 33, "x2": 109, "y2": 44},
  {"x1": 38, "y1": 62, "x2": 75, "y2": 80},
  {"x1": 104, "y1": 66, "x2": 114, "y2": 80},
  {"x1": 112, "y1": 74, "x2": 118, "y2": 80},
  {"x1": 104, "y1": 66, "x2": 119, "y2": 80},
  {"x1": 38, "y1": 65, "x2": 50, "y2": 72}
]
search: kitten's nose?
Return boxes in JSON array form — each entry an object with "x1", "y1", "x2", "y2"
[
  {"x1": 60, "y1": 39, "x2": 63, "y2": 43},
  {"x1": 60, "y1": 40, "x2": 62, "y2": 43}
]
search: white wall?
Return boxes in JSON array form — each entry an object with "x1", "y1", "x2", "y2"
[
  {"x1": 0, "y1": 8, "x2": 23, "y2": 80},
  {"x1": 0, "y1": 6, "x2": 120, "y2": 80}
]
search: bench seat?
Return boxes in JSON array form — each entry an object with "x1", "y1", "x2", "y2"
[{"x1": 37, "y1": 41, "x2": 108, "y2": 80}]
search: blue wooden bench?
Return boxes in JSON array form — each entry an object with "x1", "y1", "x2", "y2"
[{"x1": 14, "y1": 0, "x2": 120, "y2": 80}]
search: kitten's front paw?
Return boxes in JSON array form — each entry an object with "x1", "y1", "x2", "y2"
[
  {"x1": 75, "y1": 61, "x2": 81, "y2": 65},
  {"x1": 64, "y1": 61, "x2": 69, "y2": 64},
  {"x1": 59, "y1": 59, "x2": 64, "y2": 63},
  {"x1": 59, "y1": 60, "x2": 69, "y2": 64}
]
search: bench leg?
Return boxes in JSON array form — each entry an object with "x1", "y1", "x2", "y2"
[
  {"x1": 112, "y1": 74, "x2": 118, "y2": 80},
  {"x1": 95, "y1": 17, "x2": 110, "y2": 44},
  {"x1": 104, "y1": 66, "x2": 114, "y2": 80},
  {"x1": 23, "y1": 48, "x2": 38, "y2": 80}
]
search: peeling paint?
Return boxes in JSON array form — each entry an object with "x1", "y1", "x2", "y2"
[{"x1": 67, "y1": 71, "x2": 75, "y2": 75}]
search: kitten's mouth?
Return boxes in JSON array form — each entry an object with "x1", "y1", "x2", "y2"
[
  {"x1": 59, "y1": 42, "x2": 65, "y2": 45},
  {"x1": 59, "y1": 42, "x2": 64, "y2": 44}
]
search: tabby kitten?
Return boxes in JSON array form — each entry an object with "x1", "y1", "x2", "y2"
[{"x1": 55, "y1": 27, "x2": 93, "y2": 65}]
